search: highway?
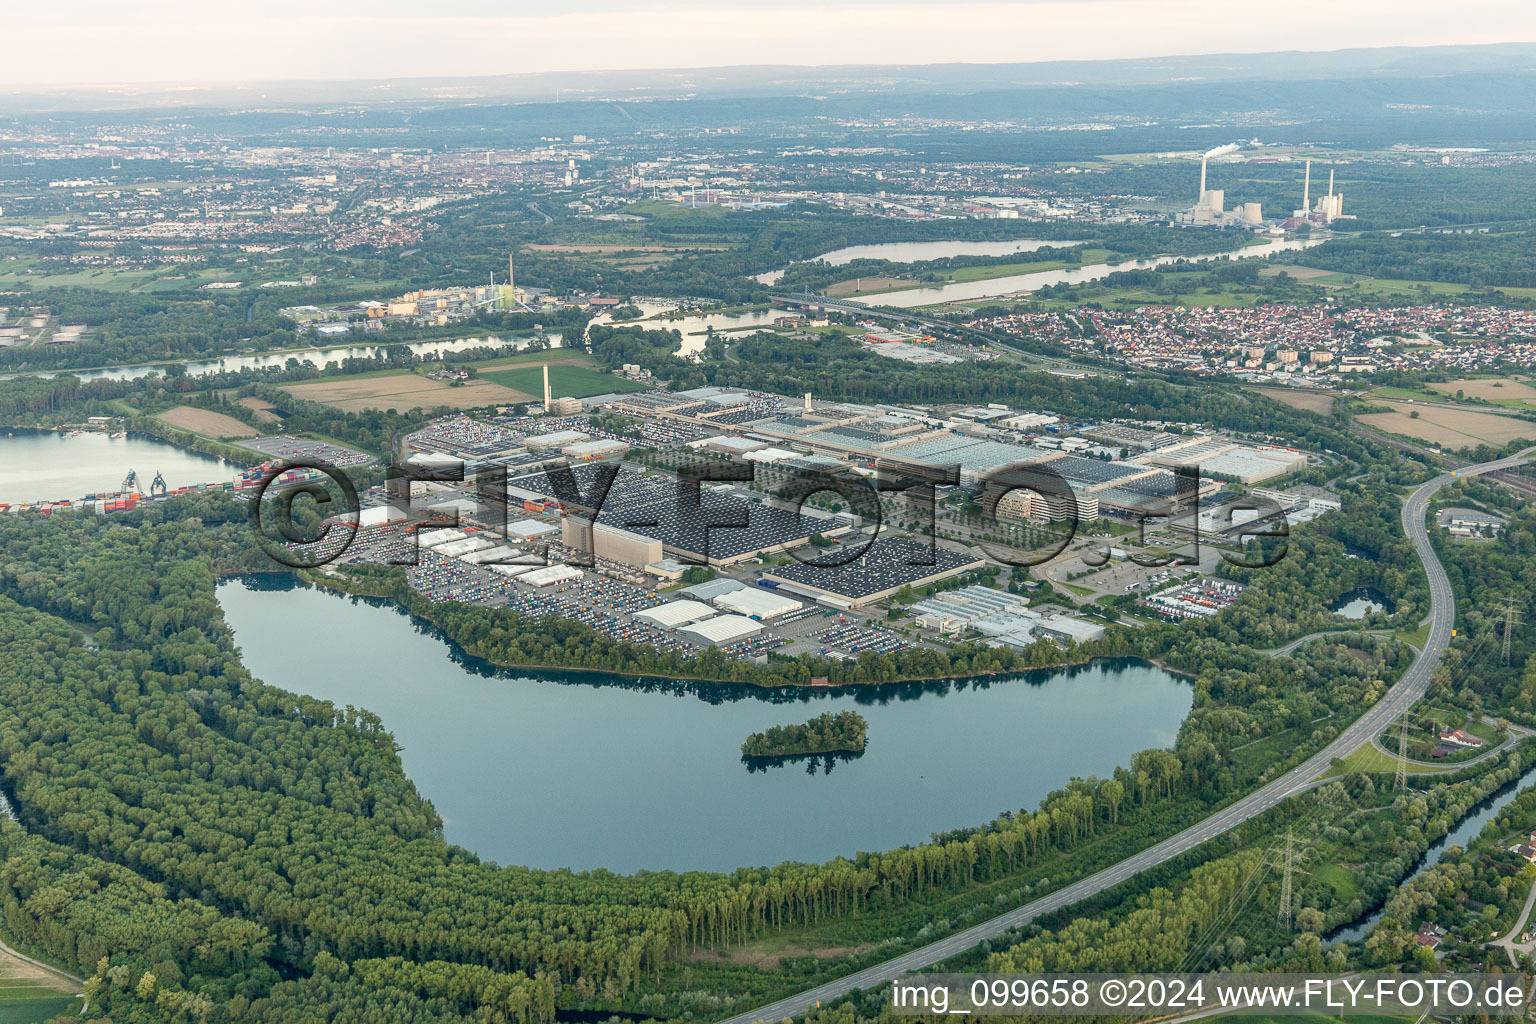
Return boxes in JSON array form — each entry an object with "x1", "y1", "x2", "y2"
[{"x1": 716, "y1": 451, "x2": 1531, "y2": 1024}]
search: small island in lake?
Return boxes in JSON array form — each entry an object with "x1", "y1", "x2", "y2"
[{"x1": 741, "y1": 710, "x2": 868, "y2": 758}]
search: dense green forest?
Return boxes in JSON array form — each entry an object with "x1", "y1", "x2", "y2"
[
  {"x1": 0, "y1": 285, "x2": 592, "y2": 373},
  {"x1": 1296, "y1": 227, "x2": 1536, "y2": 290},
  {"x1": 740, "y1": 712, "x2": 869, "y2": 758},
  {"x1": 0, "y1": 464, "x2": 1443, "y2": 1021}
]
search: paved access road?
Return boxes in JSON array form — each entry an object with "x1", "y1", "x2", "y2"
[{"x1": 716, "y1": 452, "x2": 1531, "y2": 1024}]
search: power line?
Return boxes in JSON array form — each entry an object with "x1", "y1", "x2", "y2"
[
  {"x1": 1503, "y1": 602, "x2": 1522, "y2": 668},
  {"x1": 1276, "y1": 830, "x2": 1295, "y2": 932}
]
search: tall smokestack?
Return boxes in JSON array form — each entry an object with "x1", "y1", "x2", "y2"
[
  {"x1": 508, "y1": 253, "x2": 515, "y2": 308},
  {"x1": 804, "y1": 392, "x2": 812, "y2": 413},
  {"x1": 1303, "y1": 160, "x2": 1311, "y2": 213},
  {"x1": 543, "y1": 364, "x2": 551, "y2": 411},
  {"x1": 1199, "y1": 154, "x2": 1207, "y2": 198}
]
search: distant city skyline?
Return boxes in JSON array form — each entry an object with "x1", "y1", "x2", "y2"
[{"x1": 3, "y1": 0, "x2": 1533, "y2": 88}]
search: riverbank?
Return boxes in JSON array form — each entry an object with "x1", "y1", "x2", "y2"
[
  {"x1": 0, "y1": 424, "x2": 240, "y2": 508},
  {"x1": 292, "y1": 565, "x2": 1151, "y2": 689},
  {"x1": 217, "y1": 574, "x2": 1194, "y2": 872}
]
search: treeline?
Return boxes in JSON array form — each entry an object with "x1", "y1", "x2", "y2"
[
  {"x1": 1427, "y1": 477, "x2": 1536, "y2": 719},
  {"x1": 0, "y1": 374, "x2": 82, "y2": 418},
  {"x1": 0, "y1": 287, "x2": 293, "y2": 372},
  {"x1": 0, "y1": 499, "x2": 1411, "y2": 1020},
  {"x1": 989, "y1": 745, "x2": 1536, "y2": 977},
  {"x1": 1296, "y1": 229, "x2": 1536, "y2": 291},
  {"x1": 242, "y1": 383, "x2": 434, "y2": 459},
  {"x1": 741, "y1": 711, "x2": 869, "y2": 757}
]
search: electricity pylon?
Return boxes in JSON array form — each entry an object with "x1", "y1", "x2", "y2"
[
  {"x1": 1503, "y1": 603, "x2": 1521, "y2": 667},
  {"x1": 1277, "y1": 830, "x2": 1295, "y2": 931},
  {"x1": 1395, "y1": 717, "x2": 1410, "y2": 792}
]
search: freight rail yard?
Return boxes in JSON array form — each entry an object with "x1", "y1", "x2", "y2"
[{"x1": 315, "y1": 379, "x2": 1336, "y2": 664}]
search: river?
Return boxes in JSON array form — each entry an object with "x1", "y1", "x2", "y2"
[
  {"x1": 2, "y1": 332, "x2": 567, "y2": 385},
  {"x1": 1326, "y1": 759, "x2": 1536, "y2": 944},
  {"x1": 753, "y1": 238, "x2": 1088, "y2": 284},
  {"x1": 0, "y1": 428, "x2": 236, "y2": 505},
  {"x1": 869, "y1": 236, "x2": 1330, "y2": 308},
  {"x1": 218, "y1": 575, "x2": 1194, "y2": 874}
]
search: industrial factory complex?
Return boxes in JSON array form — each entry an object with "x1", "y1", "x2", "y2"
[
  {"x1": 321, "y1": 376, "x2": 1326, "y2": 666},
  {"x1": 1178, "y1": 145, "x2": 1348, "y2": 230}
]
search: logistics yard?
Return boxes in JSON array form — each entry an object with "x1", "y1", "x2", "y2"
[
  {"x1": 311, "y1": 380, "x2": 1340, "y2": 666},
  {"x1": 12, "y1": 38, "x2": 1536, "y2": 1021}
]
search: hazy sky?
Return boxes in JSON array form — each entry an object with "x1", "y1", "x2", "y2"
[{"x1": 4, "y1": 0, "x2": 1533, "y2": 86}]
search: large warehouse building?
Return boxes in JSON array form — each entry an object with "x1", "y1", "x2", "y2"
[
  {"x1": 634, "y1": 601, "x2": 717, "y2": 630},
  {"x1": 676, "y1": 614, "x2": 762, "y2": 647},
  {"x1": 712, "y1": 587, "x2": 802, "y2": 620},
  {"x1": 563, "y1": 517, "x2": 665, "y2": 568},
  {"x1": 515, "y1": 464, "x2": 812, "y2": 566}
]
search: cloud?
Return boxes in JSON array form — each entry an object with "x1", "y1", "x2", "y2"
[{"x1": 4, "y1": 0, "x2": 1535, "y2": 86}]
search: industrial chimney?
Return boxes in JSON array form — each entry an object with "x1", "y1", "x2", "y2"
[{"x1": 543, "y1": 364, "x2": 552, "y2": 413}]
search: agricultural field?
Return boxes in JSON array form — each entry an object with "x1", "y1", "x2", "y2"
[
  {"x1": 237, "y1": 397, "x2": 282, "y2": 423},
  {"x1": 155, "y1": 406, "x2": 259, "y2": 439},
  {"x1": 0, "y1": 948, "x2": 82, "y2": 1024},
  {"x1": 1248, "y1": 386, "x2": 1338, "y2": 414},
  {"x1": 1427, "y1": 377, "x2": 1536, "y2": 407},
  {"x1": 480, "y1": 362, "x2": 649, "y2": 399},
  {"x1": 0, "y1": 258, "x2": 261, "y2": 294},
  {"x1": 1260, "y1": 264, "x2": 1339, "y2": 281},
  {"x1": 1264, "y1": 264, "x2": 1536, "y2": 300},
  {"x1": 282, "y1": 371, "x2": 531, "y2": 413},
  {"x1": 824, "y1": 276, "x2": 915, "y2": 297},
  {"x1": 1355, "y1": 398, "x2": 1536, "y2": 448}
]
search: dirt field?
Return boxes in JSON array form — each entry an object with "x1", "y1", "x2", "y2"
[
  {"x1": 686, "y1": 942, "x2": 874, "y2": 970},
  {"x1": 825, "y1": 276, "x2": 915, "y2": 297},
  {"x1": 237, "y1": 396, "x2": 282, "y2": 423},
  {"x1": 473, "y1": 353, "x2": 592, "y2": 373},
  {"x1": 1356, "y1": 399, "x2": 1536, "y2": 448},
  {"x1": 283, "y1": 373, "x2": 533, "y2": 413},
  {"x1": 1248, "y1": 387, "x2": 1338, "y2": 414},
  {"x1": 1260, "y1": 264, "x2": 1338, "y2": 280},
  {"x1": 156, "y1": 406, "x2": 258, "y2": 438},
  {"x1": 1427, "y1": 377, "x2": 1536, "y2": 403},
  {"x1": 0, "y1": 946, "x2": 82, "y2": 1020},
  {"x1": 482, "y1": 363, "x2": 648, "y2": 399}
]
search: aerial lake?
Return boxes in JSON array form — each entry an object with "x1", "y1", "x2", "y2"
[
  {"x1": 219, "y1": 575, "x2": 1194, "y2": 874},
  {"x1": 1331, "y1": 587, "x2": 1390, "y2": 620},
  {"x1": 0, "y1": 428, "x2": 236, "y2": 504},
  {"x1": 872, "y1": 235, "x2": 1329, "y2": 308},
  {"x1": 2, "y1": 333, "x2": 566, "y2": 385}
]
